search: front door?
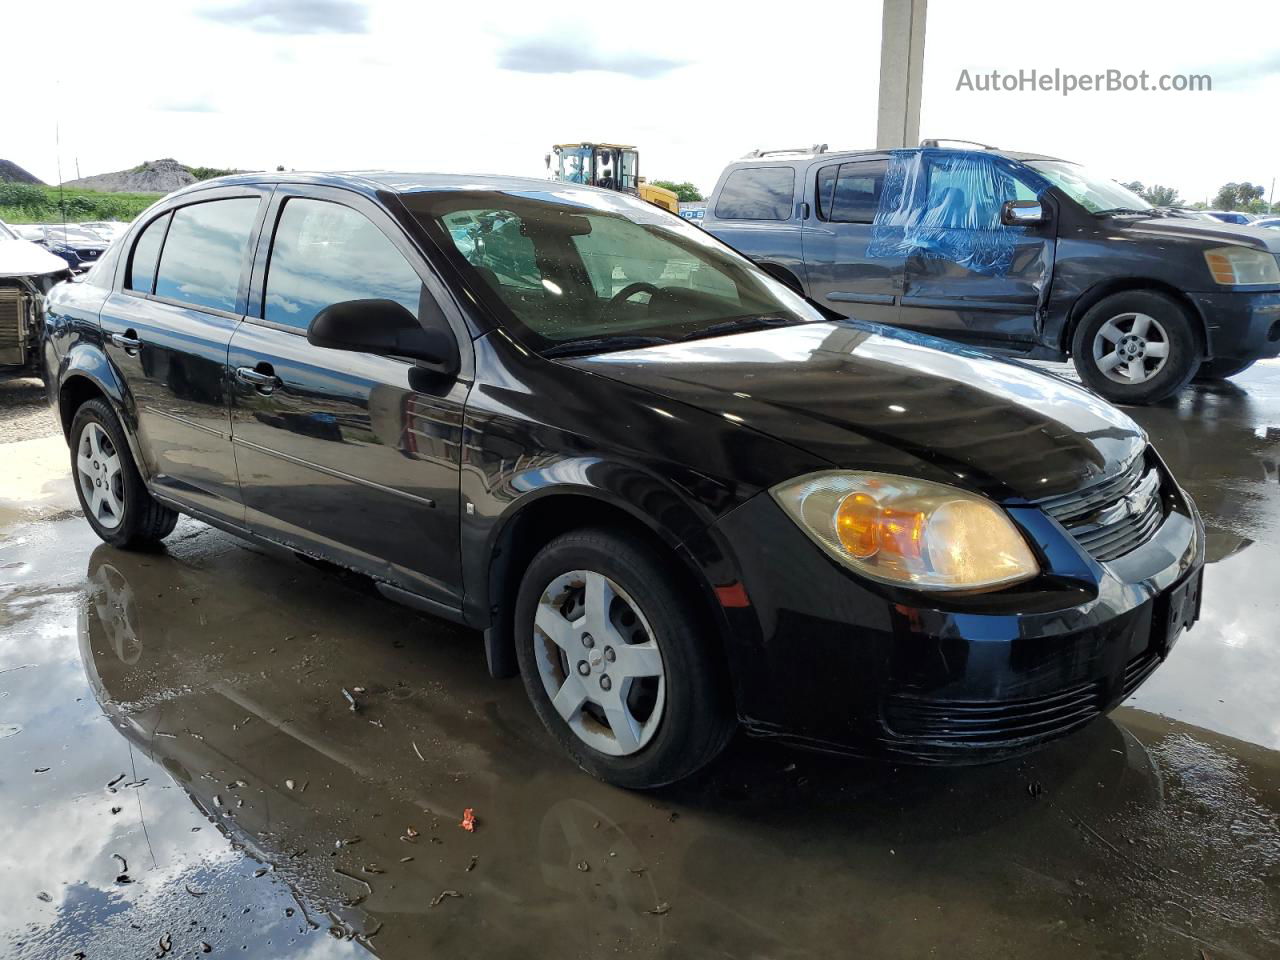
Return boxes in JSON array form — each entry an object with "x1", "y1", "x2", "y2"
[
  {"x1": 894, "y1": 150, "x2": 1055, "y2": 346},
  {"x1": 99, "y1": 189, "x2": 268, "y2": 521},
  {"x1": 227, "y1": 188, "x2": 468, "y2": 606},
  {"x1": 801, "y1": 158, "x2": 901, "y2": 324}
]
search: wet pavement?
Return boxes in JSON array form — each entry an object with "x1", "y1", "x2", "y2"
[{"x1": 2, "y1": 363, "x2": 1279, "y2": 959}]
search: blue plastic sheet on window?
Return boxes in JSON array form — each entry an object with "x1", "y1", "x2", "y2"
[{"x1": 868, "y1": 149, "x2": 1053, "y2": 277}]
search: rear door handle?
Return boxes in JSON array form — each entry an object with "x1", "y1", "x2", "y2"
[
  {"x1": 110, "y1": 330, "x2": 141, "y2": 354},
  {"x1": 235, "y1": 364, "x2": 280, "y2": 395}
]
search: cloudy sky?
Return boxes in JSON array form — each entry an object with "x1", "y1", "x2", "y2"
[{"x1": 5, "y1": 0, "x2": 1279, "y2": 204}]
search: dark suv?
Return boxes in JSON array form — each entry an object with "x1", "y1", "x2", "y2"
[
  {"x1": 704, "y1": 144, "x2": 1280, "y2": 404},
  {"x1": 44, "y1": 172, "x2": 1203, "y2": 787}
]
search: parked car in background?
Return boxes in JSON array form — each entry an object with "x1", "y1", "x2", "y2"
[
  {"x1": 78, "y1": 220, "x2": 130, "y2": 242},
  {"x1": 32, "y1": 225, "x2": 111, "y2": 272},
  {"x1": 1161, "y1": 207, "x2": 1220, "y2": 221},
  {"x1": 703, "y1": 144, "x2": 1280, "y2": 404},
  {"x1": 1202, "y1": 210, "x2": 1257, "y2": 225},
  {"x1": 11, "y1": 223, "x2": 47, "y2": 242},
  {"x1": 0, "y1": 219, "x2": 71, "y2": 378},
  {"x1": 1252, "y1": 217, "x2": 1280, "y2": 230},
  {"x1": 44, "y1": 171, "x2": 1203, "y2": 787}
]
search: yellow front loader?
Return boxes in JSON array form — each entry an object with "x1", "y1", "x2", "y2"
[{"x1": 547, "y1": 142, "x2": 680, "y2": 214}]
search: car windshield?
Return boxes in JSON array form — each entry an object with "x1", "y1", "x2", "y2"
[
  {"x1": 1025, "y1": 160, "x2": 1153, "y2": 215},
  {"x1": 45, "y1": 226, "x2": 104, "y2": 243},
  {"x1": 406, "y1": 187, "x2": 821, "y2": 354}
]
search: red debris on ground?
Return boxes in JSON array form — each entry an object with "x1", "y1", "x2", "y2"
[{"x1": 459, "y1": 808, "x2": 476, "y2": 832}]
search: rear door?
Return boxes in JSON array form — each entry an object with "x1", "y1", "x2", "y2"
[
  {"x1": 100, "y1": 188, "x2": 269, "y2": 521},
  {"x1": 800, "y1": 158, "x2": 900, "y2": 323},
  {"x1": 895, "y1": 152, "x2": 1055, "y2": 346},
  {"x1": 227, "y1": 186, "x2": 469, "y2": 606}
]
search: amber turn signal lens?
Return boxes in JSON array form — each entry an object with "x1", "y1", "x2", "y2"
[{"x1": 835, "y1": 492, "x2": 881, "y2": 558}]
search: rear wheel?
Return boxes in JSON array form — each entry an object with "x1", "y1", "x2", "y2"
[
  {"x1": 1195, "y1": 357, "x2": 1256, "y2": 381},
  {"x1": 70, "y1": 399, "x2": 178, "y2": 548},
  {"x1": 1071, "y1": 291, "x2": 1201, "y2": 405},
  {"x1": 514, "y1": 527, "x2": 735, "y2": 788}
]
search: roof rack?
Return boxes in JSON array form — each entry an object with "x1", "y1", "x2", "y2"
[
  {"x1": 919, "y1": 138, "x2": 999, "y2": 150},
  {"x1": 741, "y1": 144, "x2": 829, "y2": 159}
]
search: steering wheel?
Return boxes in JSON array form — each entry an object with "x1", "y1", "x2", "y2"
[{"x1": 607, "y1": 282, "x2": 662, "y2": 311}]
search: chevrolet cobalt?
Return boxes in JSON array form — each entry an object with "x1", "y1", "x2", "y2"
[{"x1": 44, "y1": 173, "x2": 1204, "y2": 787}]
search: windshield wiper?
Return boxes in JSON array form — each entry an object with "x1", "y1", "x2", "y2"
[
  {"x1": 673, "y1": 314, "x2": 800, "y2": 343},
  {"x1": 1093, "y1": 207, "x2": 1153, "y2": 217},
  {"x1": 542, "y1": 335, "x2": 673, "y2": 358}
]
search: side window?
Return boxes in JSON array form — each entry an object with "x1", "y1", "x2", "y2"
[
  {"x1": 828, "y1": 161, "x2": 887, "y2": 223},
  {"x1": 127, "y1": 213, "x2": 170, "y2": 293},
  {"x1": 923, "y1": 155, "x2": 1039, "y2": 230},
  {"x1": 264, "y1": 198, "x2": 425, "y2": 331},
  {"x1": 815, "y1": 165, "x2": 838, "y2": 219},
  {"x1": 714, "y1": 167, "x2": 795, "y2": 221},
  {"x1": 154, "y1": 198, "x2": 259, "y2": 313}
]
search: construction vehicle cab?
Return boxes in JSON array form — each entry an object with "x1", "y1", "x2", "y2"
[{"x1": 547, "y1": 143, "x2": 679, "y2": 213}]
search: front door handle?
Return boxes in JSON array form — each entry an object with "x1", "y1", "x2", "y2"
[
  {"x1": 235, "y1": 364, "x2": 280, "y2": 395},
  {"x1": 110, "y1": 330, "x2": 141, "y2": 355}
]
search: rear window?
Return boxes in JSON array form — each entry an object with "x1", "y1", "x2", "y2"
[
  {"x1": 817, "y1": 161, "x2": 887, "y2": 223},
  {"x1": 128, "y1": 213, "x2": 169, "y2": 293},
  {"x1": 714, "y1": 167, "x2": 795, "y2": 221},
  {"x1": 154, "y1": 198, "x2": 259, "y2": 314}
]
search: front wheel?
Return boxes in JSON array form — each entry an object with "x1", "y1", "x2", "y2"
[
  {"x1": 70, "y1": 398, "x2": 178, "y2": 548},
  {"x1": 514, "y1": 527, "x2": 735, "y2": 789},
  {"x1": 1195, "y1": 357, "x2": 1256, "y2": 381},
  {"x1": 1071, "y1": 291, "x2": 1201, "y2": 405}
]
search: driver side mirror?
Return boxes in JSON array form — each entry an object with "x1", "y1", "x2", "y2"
[
  {"x1": 1001, "y1": 200, "x2": 1047, "y2": 226},
  {"x1": 307, "y1": 299, "x2": 459, "y2": 376}
]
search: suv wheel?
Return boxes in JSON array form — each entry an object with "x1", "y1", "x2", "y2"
[
  {"x1": 514, "y1": 527, "x2": 735, "y2": 788},
  {"x1": 70, "y1": 399, "x2": 178, "y2": 548},
  {"x1": 1071, "y1": 291, "x2": 1200, "y2": 405},
  {"x1": 1195, "y1": 357, "x2": 1256, "y2": 381}
]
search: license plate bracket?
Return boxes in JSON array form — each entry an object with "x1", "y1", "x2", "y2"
[{"x1": 1160, "y1": 568, "x2": 1203, "y2": 655}]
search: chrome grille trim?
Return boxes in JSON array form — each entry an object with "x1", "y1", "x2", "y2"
[{"x1": 1037, "y1": 450, "x2": 1167, "y2": 562}]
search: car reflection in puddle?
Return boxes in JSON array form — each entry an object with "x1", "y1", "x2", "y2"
[{"x1": 74, "y1": 503, "x2": 1280, "y2": 959}]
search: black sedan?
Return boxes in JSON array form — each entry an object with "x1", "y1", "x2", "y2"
[{"x1": 42, "y1": 172, "x2": 1204, "y2": 787}]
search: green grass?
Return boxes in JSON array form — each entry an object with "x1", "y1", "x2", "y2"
[{"x1": 0, "y1": 183, "x2": 161, "y2": 224}]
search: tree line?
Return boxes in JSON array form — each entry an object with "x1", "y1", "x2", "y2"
[{"x1": 1122, "y1": 180, "x2": 1277, "y2": 214}]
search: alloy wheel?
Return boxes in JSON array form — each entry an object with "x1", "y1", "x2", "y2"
[
  {"x1": 76, "y1": 422, "x2": 125, "y2": 530},
  {"x1": 533, "y1": 569, "x2": 666, "y2": 757},
  {"x1": 1092, "y1": 312, "x2": 1170, "y2": 385}
]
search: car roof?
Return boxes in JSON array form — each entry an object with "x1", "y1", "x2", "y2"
[
  {"x1": 165, "y1": 170, "x2": 601, "y2": 200},
  {"x1": 720, "y1": 146, "x2": 1065, "y2": 167}
]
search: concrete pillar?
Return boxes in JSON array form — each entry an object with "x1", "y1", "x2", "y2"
[{"x1": 876, "y1": 0, "x2": 928, "y2": 149}]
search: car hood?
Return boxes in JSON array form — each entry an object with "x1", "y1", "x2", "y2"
[
  {"x1": 0, "y1": 237, "x2": 70, "y2": 278},
  {"x1": 1117, "y1": 216, "x2": 1280, "y2": 253},
  {"x1": 566, "y1": 322, "x2": 1145, "y2": 502}
]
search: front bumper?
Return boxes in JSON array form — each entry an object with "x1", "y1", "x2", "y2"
[
  {"x1": 699, "y1": 464, "x2": 1205, "y2": 764},
  {"x1": 1189, "y1": 288, "x2": 1280, "y2": 360}
]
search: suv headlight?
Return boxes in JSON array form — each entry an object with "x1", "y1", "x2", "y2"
[
  {"x1": 771, "y1": 472, "x2": 1039, "y2": 592},
  {"x1": 1203, "y1": 246, "x2": 1280, "y2": 286}
]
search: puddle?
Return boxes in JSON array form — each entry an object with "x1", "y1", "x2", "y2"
[{"x1": 2, "y1": 363, "x2": 1278, "y2": 958}]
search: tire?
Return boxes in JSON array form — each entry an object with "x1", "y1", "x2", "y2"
[
  {"x1": 514, "y1": 527, "x2": 735, "y2": 788},
  {"x1": 1071, "y1": 290, "x2": 1201, "y2": 405},
  {"x1": 1195, "y1": 357, "x2": 1256, "y2": 381},
  {"x1": 69, "y1": 398, "x2": 178, "y2": 549}
]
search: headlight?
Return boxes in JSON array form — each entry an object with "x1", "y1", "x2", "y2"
[
  {"x1": 1203, "y1": 246, "x2": 1280, "y2": 286},
  {"x1": 771, "y1": 472, "x2": 1039, "y2": 592}
]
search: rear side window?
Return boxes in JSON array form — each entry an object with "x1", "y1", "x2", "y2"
[
  {"x1": 714, "y1": 167, "x2": 795, "y2": 221},
  {"x1": 127, "y1": 213, "x2": 169, "y2": 293},
  {"x1": 154, "y1": 198, "x2": 259, "y2": 314},
  {"x1": 818, "y1": 161, "x2": 887, "y2": 223},
  {"x1": 263, "y1": 198, "x2": 424, "y2": 331}
]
